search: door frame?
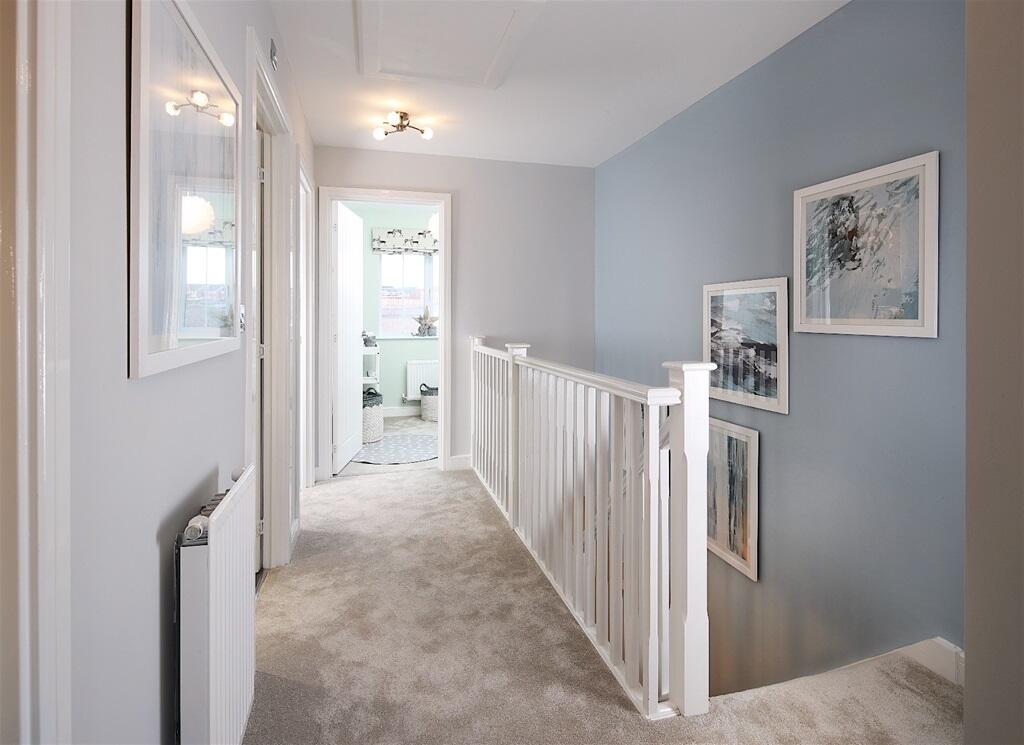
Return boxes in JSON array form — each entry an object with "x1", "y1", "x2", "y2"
[
  {"x1": 5, "y1": 0, "x2": 73, "y2": 741},
  {"x1": 295, "y1": 151, "x2": 315, "y2": 516},
  {"x1": 316, "y1": 187, "x2": 454, "y2": 473},
  {"x1": 244, "y1": 27, "x2": 296, "y2": 568}
]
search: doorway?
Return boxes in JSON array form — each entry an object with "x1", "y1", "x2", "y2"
[
  {"x1": 316, "y1": 188, "x2": 453, "y2": 478},
  {"x1": 244, "y1": 27, "x2": 298, "y2": 570}
]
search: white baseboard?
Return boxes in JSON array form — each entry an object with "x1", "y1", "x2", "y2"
[
  {"x1": 446, "y1": 454, "x2": 471, "y2": 471},
  {"x1": 384, "y1": 405, "x2": 420, "y2": 418},
  {"x1": 897, "y1": 637, "x2": 964, "y2": 685}
]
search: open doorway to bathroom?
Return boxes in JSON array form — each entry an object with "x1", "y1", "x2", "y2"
[{"x1": 317, "y1": 187, "x2": 452, "y2": 479}]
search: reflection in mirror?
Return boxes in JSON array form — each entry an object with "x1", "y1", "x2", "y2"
[
  {"x1": 132, "y1": 0, "x2": 240, "y2": 375},
  {"x1": 175, "y1": 182, "x2": 236, "y2": 344}
]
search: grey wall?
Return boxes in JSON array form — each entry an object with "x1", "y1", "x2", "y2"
[
  {"x1": 0, "y1": 0, "x2": 19, "y2": 739},
  {"x1": 69, "y1": 2, "x2": 312, "y2": 742},
  {"x1": 594, "y1": 0, "x2": 965, "y2": 695},
  {"x1": 964, "y1": 1, "x2": 1024, "y2": 742},
  {"x1": 316, "y1": 147, "x2": 596, "y2": 456}
]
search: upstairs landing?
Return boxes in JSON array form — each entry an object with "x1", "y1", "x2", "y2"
[{"x1": 243, "y1": 468, "x2": 961, "y2": 745}]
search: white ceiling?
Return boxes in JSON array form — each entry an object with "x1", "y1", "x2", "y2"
[{"x1": 271, "y1": 0, "x2": 847, "y2": 168}]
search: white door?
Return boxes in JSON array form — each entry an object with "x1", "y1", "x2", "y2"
[{"x1": 332, "y1": 202, "x2": 363, "y2": 474}]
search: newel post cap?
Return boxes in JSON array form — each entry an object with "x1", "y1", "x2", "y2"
[
  {"x1": 505, "y1": 343, "x2": 530, "y2": 356},
  {"x1": 469, "y1": 335, "x2": 486, "y2": 346},
  {"x1": 661, "y1": 361, "x2": 717, "y2": 372}
]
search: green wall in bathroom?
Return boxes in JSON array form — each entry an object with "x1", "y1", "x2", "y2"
[{"x1": 346, "y1": 201, "x2": 439, "y2": 411}]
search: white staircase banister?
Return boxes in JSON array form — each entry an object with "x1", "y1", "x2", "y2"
[
  {"x1": 515, "y1": 355, "x2": 680, "y2": 406},
  {"x1": 468, "y1": 337, "x2": 714, "y2": 720}
]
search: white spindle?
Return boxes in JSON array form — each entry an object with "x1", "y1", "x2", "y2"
[
  {"x1": 554, "y1": 377, "x2": 566, "y2": 587},
  {"x1": 536, "y1": 369, "x2": 543, "y2": 551},
  {"x1": 573, "y1": 383, "x2": 585, "y2": 610},
  {"x1": 623, "y1": 401, "x2": 639, "y2": 687},
  {"x1": 565, "y1": 380, "x2": 573, "y2": 601},
  {"x1": 585, "y1": 386, "x2": 597, "y2": 626},
  {"x1": 547, "y1": 372, "x2": 557, "y2": 572},
  {"x1": 596, "y1": 391, "x2": 610, "y2": 647},
  {"x1": 609, "y1": 395, "x2": 624, "y2": 668}
]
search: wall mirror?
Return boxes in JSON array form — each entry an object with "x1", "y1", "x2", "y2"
[{"x1": 130, "y1": 0, "x2": 241, "y2": 377}]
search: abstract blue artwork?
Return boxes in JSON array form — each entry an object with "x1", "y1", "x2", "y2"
[
  {"x1": 703, "y1": 277, "x2": 789, "y2": 414},
  {"x1": 794, "y1": 152, "x2": 939, "y2": 337}
]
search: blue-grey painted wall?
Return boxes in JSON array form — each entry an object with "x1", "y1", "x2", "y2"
[{"x1": 595, "y1": 0, "x2": 964, "y2": 695}]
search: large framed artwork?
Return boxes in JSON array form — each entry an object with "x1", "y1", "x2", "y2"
[
  {"x1": 793, "y1": 151, "x2": 938, "y2": 337},
  {"x1": 708, "y1": 418, "x2": 759, "y2": 581},
  {"x1": 703, "y1": 277, "x2": 789, "y2": 414},
  {"x1": 130, "y1": 0, "x2": 242, "y2": 377}
]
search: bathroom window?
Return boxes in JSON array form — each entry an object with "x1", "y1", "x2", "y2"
[{"x1": 379, "y1": 252, "x2": 437, "y2": 337}]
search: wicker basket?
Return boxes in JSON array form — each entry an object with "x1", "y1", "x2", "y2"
[
  {"x1": 420, "y1": 383, "x2": 438, "y2": 422},
  {"x1": 362, "y1": 388, "x2": 384, "y2": 443}
]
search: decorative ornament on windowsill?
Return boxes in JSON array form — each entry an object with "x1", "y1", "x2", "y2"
[
  {"x1": 412, "y1": 307, "x2": 438, "y2": 337},
  {"x1": 372, "y1": 111, "x2": 434, "y2": 142}
]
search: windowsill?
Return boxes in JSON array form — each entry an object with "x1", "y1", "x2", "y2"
[{"x1": 376, "y1": 336, "x2": 439, "y2": 341}]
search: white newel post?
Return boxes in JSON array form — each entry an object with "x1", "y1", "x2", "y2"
[
  {"x1": 663, "y1": 361, "x2": 714, "y2": 717},
  {"x1": 470, "y1": 336, "x2": 485, "y2": 474},
  {"x1": 505, "y1": 344, "x2": 530, "y2": 527}
]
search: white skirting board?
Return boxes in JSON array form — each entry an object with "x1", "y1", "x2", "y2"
[
  {"x1": 897, "y1": 637, "x2": 965, "y2": 685},
  {"x1": 384, "y1": 405, "x2": 420, "y2": 418},
  {"x1": 446, "y1": 454, "x2": 471, "y2": 471}
]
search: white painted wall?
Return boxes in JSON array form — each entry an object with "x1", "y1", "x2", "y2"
[
  {"x1": 316, "y1": 146, "x2": 596, "y2": 456},
  {"x1": 68, "y1": 2, "x2": 312, "y2": 742},
  {"x1": 0, "y1": 2, "x2": 19, "y2": 740}
]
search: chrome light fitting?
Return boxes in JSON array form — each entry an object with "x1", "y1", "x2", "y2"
[
  {"x1": 372, "y1": 111, "x2": 433, "y2": 141},
  {"x1": 165, "y1": 89, "x2": 235, "y2": 127}
]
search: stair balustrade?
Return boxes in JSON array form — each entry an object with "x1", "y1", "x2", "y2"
[{"x1": 469, "y1": 336, "x2": 714, "y2": 719}]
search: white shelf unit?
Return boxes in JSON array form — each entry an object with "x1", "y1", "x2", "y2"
[{"x1": 362, "y1": 346, "x2": 380, "y2": 386}]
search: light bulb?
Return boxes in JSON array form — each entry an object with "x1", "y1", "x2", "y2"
[
  {"x1": 189, "y1": 89, "x2": 209, "y2": 108},
  {"x1": 420, "y1": 127, "x2": 434, "y2": 141},
  {"x1": 386, "y1": 111, "x2": 401, "y2": 126},
  {"x1": 372, "y1": 127, "x2": 387, "y2": 141},
  {"x1": 218, "y1": 112, "x2": 235, "y2": 127},
  {"x1": 181, "y1": 195, "x2": 215, "y2": 235},
  {"x1": 165, "y1": 101, "x2": 181, "y2": 116}
]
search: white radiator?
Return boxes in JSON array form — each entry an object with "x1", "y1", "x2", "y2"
[
  {"x1": 178, "y1": 465, "x2": 257, "y2": 745},
  {"x1": 405, "y1": 359, "x2": 439, "y2": 401}
]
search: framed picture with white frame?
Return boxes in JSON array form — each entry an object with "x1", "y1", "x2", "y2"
[
  {"x1": 708, "y1": 418, "x2": 759, "y2": 581},
  {"x1": 129, "y1": 0, "x2": 242, "y2": 377},
  {"x1": 793, "y1": 151, "x2": 939, "y2": 338},
  {"x1": 703, "y1": 277, "x2": 789, "y2": 415}
]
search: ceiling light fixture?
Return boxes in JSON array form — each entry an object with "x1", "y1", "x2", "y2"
[
  {"x1": 164, "y1": 88, "x2": 235, "y2": 128},
  {"x1": 372, "y1": 111, "x2": 433, "y2": 141}
]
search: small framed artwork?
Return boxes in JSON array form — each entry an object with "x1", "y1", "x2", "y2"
[
  {"x1": 129, "y1": 0, "x2": 242, "y2": 377},
  {"x1": 708, "y1": 418, "x2": 759, "y2": 581},
  {"x1": 793, "y1": 151, "x2": 938, "y2": 337},
  {"x1": 703, "y1": 277, "x2": 789, "y2": 414}
]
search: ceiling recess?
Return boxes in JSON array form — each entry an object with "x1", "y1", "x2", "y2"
[{"x1": 353, "y1": 0, "x2": 545, "y2": 89}]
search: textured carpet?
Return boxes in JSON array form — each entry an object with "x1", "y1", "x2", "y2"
[{"x1": 243, "y1": 469, "x2": 963, "y2": 745}]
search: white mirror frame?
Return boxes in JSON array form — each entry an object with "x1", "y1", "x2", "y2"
[{"x1": 129, "y1": 0, "x2": 243, "y2": 377}]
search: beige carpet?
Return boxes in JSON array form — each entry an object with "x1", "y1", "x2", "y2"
[{"x1": 243, "y1": 468, "x2": 963, "y2": 745}]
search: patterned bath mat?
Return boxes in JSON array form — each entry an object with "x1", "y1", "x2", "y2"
[{"x1": 354, "y1": 433, "x2": 438, "y2": 465}]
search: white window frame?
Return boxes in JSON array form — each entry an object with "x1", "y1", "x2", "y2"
[{"x1": 377, "y1": 250, "x2": 438, "y2": 339}]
